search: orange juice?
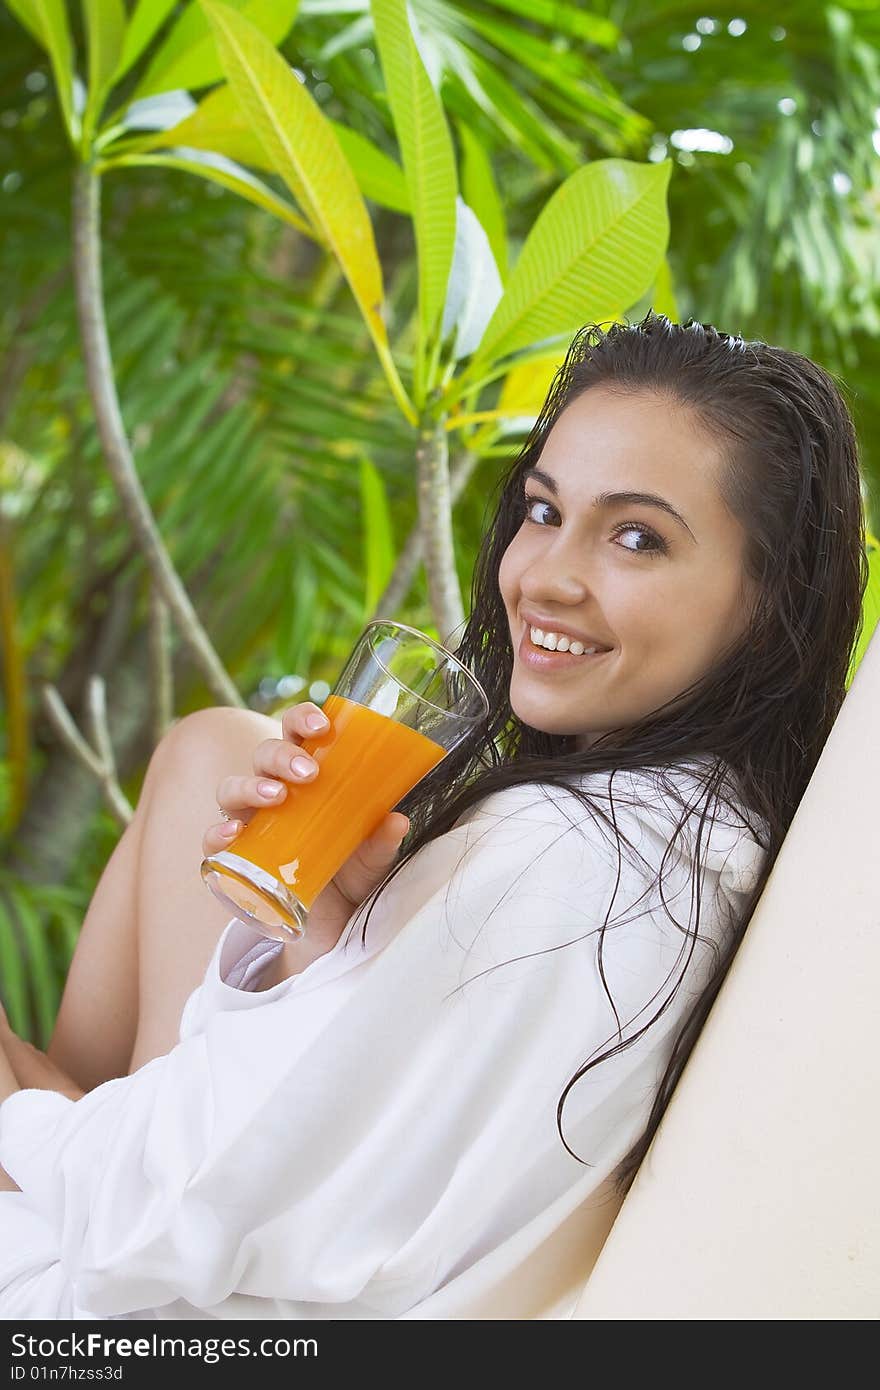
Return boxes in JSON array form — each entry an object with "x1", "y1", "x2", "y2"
[{"x1": 231, "y1": 693, "x2": 446, "y2": 912}]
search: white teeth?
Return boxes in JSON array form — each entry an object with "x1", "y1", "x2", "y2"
[{"x1": 529, "y1": 625, "x2": 599, "y2": 656}]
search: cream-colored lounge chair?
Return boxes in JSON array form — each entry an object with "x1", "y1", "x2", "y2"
[{"x1": 464, "y1": 625, "x2": 879, "y2": 1320}]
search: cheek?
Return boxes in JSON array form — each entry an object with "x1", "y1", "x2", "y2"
[
  {"x1": 497, "y1": 538, "x2": 522, "y2": 609},
  {"x1": 607, "y1": 576, "x2": 677, "y2": 649}
]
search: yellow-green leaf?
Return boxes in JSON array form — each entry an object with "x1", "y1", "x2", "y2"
[
  {"x1": 81, "y1": 0, "x2": 127, "y2": 140},
  {"x1": 332, "y1": 121, "x2": 409, "y2": 215},
  {"x1": 370, "y1": 0, "x2": 457, "y2": 372},
  {"x1": 459, "y1": 121, "x2": 507, "y2": 280},
  {"x1": 134, "y1": 81, "x2": 410, "y2": 212},
  {"x1": 5, "y1": 0, "x2": 78, "y2": 142},
  {"x1": 497, "y1": 350, "x2": 566, "y2": 420},
  {"x1": 114, "y1": 0, "x2": 178, "y2": 84},
  {"x1": 133, "y1": 0, "x2": 300, "y2": 101},
  {"x1": 846, "y1": 543, "x2": 880, "y2": 690},
  {"x1": 199, "y1": 0, "x2": 414, "y2": 423},
  {"x1": 471, "y1": 157, "x2": 672, "y2": 368},
  {"x1": 132, "y1": 79, "x2": 273, "y2": 165},
  {"x1": 103, "y1": 149, "x2": 314, "y2": 240}
]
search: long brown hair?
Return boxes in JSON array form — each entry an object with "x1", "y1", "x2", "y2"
[{"x1": 351, "y1": 309, "x2": 868, "y2": 1196}]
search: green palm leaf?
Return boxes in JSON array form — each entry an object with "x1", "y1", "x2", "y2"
[
  {"x1": 358, "y1": 452, "x2": 396, "y2": 621},
  {"x1": 4, "y1": 882, "x2": 57, "y2": 1047},
  {"x1": 0, "y1": 885, "x2": 28, "y2": 1036}
]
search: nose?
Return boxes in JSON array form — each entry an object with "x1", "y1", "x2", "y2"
[{"x1": 520, "y1": 555, "x2": 592, "y2": 608}]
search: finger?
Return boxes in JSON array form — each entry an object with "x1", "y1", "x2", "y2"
[
  {"x1": 280, "y1": 701, "x2": 330, "y2": 744},
  {"x1": 252, "y1": 739, "x2": 319, "y2": 785},
  {"x1": 202, "y1": 818, "x2": 245, "y2": 858},
  {"x1": 215, "y1": 773, "x2": 289, "y2": 814}
]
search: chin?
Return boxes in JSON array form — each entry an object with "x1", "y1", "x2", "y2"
[{"x1": 511, "y1": 705, "x2": 569, "y2": 740}]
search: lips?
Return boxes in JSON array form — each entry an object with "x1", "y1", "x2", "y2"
[
  {"x1": 516, "y1": 625, "x2": 611, "y2": 671},
  {"x1": 520, "y1": 613, "x2": 612, "y2": 652}
]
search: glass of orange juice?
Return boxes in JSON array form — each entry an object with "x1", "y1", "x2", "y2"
[{"x1": 200, "y1": 619, "x2": 489, "y2": 942}]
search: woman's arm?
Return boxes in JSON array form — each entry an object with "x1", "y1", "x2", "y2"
[{"x1": 0, "y1": 1005, "x2": 85, "y2": 1099}]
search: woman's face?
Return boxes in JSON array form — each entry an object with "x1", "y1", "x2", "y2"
[{"x1": 498, "y1": 386, "x2": 758, "y2": 749}]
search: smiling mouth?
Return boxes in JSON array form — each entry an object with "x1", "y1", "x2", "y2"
[
  {"x1": 517, "y1": 626, "x2": 611, "y2": 669},
  {"x1": 526, "y1": 629, "x2": 608, "y2": 656}
]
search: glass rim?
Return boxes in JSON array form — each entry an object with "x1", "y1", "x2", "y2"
[{"x1": 359, "y1": 619, "x2": 490, "y2": 725}]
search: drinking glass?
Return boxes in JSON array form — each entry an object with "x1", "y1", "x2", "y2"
[{"x1": 200, "y1": 620, "x2": 489, "y2": 942}]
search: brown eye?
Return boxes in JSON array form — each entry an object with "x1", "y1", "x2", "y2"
[
  {"x1": 522, "y1": 494, "x2": 668, "y2": 559},
  {"x1": 612, "y1": 522, "x2": 668, "y2": 557},
  {"x1": 521, "y1": 494, "x2": 557, "y2": 525}
]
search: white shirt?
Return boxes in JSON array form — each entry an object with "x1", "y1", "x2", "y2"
[{"x1": 0, "y1": 760, "x2": 768, "y2": 1320}]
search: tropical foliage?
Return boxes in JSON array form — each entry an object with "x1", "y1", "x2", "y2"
[{"x1": 1, "y1": 0, "x2": 878, "y2": 1044}]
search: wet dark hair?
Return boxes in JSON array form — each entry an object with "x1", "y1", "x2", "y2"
[{"x1": 349, "y1": 309, "x2": 868, "y2": 1198}]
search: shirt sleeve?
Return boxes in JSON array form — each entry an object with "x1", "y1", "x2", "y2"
[{"x1": 0, "y1": 778, "x2": 761, "y2": 1319}]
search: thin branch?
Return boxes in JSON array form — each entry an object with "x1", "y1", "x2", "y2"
[
  {"x1": 40, "y1": 681, "x2": 133, "y2": 828},
  {"x1": 71, "y1": 163, "x2": 244, "y2": 709},
  {"x1": 371, "y1": 446, "x2": 479, "y2": 623},
  {"x1": 84, "y1": 676, "x2": 121, "y2": 788}
]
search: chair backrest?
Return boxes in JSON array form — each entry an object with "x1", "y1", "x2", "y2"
[{"x1": 566, "y1": 624, "x2": 880, "y2": 1318}]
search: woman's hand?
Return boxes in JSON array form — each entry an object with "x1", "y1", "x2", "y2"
[
  {"x1": 0, "y1": 1005, "x2": 85, "y2": 1102},
  {"x1": 202, "y1": 701, "x2": 410, "y2": 950}
]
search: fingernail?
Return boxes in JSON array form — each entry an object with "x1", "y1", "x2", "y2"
[
  {"x1": 306, "y1": 712, "x2": 329, "y2": 730},
  {"x1": 220, "y1": 820, "x2": 241, "y2": 836},
  {"x1": 257, "y1": 780, "x2": 283, "y2": 798},
  {"x1": 291, "y1": 755, "x2": 316, "y2": 777}
]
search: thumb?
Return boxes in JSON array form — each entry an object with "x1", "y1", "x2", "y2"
[
  {"x1": 365, "y1": 813, "x2": 410, "y2": 861},
  {"x1": 335, "y1": 812, "x2": 410, "y2": 907},
  {"x1": 368, "y1": 813, "x2": 409, "y2": 854},
  {"x1": 385, "y1": 812, "x2": 410, "y2": 841}
]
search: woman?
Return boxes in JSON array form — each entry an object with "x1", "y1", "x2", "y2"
[{"x1": 0, "y1": 311, "x2": 867, "y2": 1319}]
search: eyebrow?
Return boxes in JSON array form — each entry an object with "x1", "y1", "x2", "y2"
[{"x1": 522, "y1": 466, "x2": 697, "y2": 544}]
